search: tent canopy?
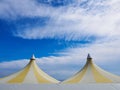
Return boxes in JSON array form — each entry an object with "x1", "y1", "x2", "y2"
[
  {"x1": 62, "y1": 54, "x2": 120, "y2": 83},
  {"x1": 0, "y1": 54, "x2": 59, "y2": 84}
]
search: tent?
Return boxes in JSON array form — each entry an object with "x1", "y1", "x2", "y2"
[
  {"x1": 62, "y1": 54, "x2": 120, "y2": 83},
  {"x1": 0, "y1": 55, "x2": 59, "y2": 84}
]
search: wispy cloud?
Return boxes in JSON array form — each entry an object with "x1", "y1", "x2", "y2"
[
  {"x1": 0, "y1": 0, "x2": 120, "y2": 41},
  {"x1": 10, "y1": 0, "x2": 120, "y2": 41},
  {"x1": 0, "y1": 0, "x2": 54, "y2": 19}
]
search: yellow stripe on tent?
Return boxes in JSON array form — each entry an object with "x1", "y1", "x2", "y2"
[
  {"x1": 64, "y1": 62, "x2": 88, "y2": 83},
  {"x1": 33, "y1": 62, "x2": 52, "y2": 83},
  {"x1": 8, "y1": 62, "x2": 31, "y2": 83},
  {"x1": 91, "y1": 62, "x2": 112, "y2": 83}
]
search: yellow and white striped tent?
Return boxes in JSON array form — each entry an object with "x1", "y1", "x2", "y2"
[
  {"x1": 62, "y1": 54, "x2": 120, "y2": 83},
  {"x1": 0, "y1": 55, "x2": 59, "y2": 84}
]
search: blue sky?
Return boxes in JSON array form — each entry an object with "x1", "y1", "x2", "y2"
[{"x1": 0, "y1": 0, "x2": 120, "y2": 80}]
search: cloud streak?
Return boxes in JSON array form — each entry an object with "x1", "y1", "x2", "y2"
[
  {"x1": 10, "y1": 0, "x2": 120, "y2": 41},
  {"x1": 0, "y1": 0, "x2": 120, "y2": 41}
]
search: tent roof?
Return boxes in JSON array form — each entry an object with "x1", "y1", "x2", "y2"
[
  {"x1": 62, "y1": 54, "x2": 120, "y2": 83},
  {"x1": 0, "y1": 55, "x2": 59, "y2": 84}
]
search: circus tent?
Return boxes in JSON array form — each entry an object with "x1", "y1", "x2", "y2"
[
  {"x1": 62, "y1": 54, "x2": 120, "y2": 83},
  {"x1": 0, "y1": 55, "x2": 59, "y2": 84}
]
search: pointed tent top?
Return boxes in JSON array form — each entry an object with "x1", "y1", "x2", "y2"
[
  {"x1": 30, "y1": 54, "x2": 36, "y2": 60},
  {"x1": 87, "y1": 53, "x2": 92, "y2": 59},
  {"x1": 62, "y1": 53, "x2": 120, "y2": 83}
]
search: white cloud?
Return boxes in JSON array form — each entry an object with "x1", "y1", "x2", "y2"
[
  {"x1": 0, "y1": 0, "x2": 58, "y2": 19},
  {"x1": 0, "y1": 0, "x2": 120, "y2": 41},
  {"x1": 9, "y1": 0, "x2": 120, "y2": 41},
  {"x1": 0, "y1": 60, "x2": 28, "y2": 69}
]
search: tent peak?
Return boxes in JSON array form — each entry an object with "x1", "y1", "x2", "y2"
[
  {"x1": 30, "y1": 54, "x2": 36, "y2": 60},
  {"x1": 87, "y1": 53, "x2": 92, "y2": 59}
]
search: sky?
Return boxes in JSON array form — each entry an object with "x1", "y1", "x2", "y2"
[{"x1": 0, "y1": 0, "x2": 120, "y2": 81}]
